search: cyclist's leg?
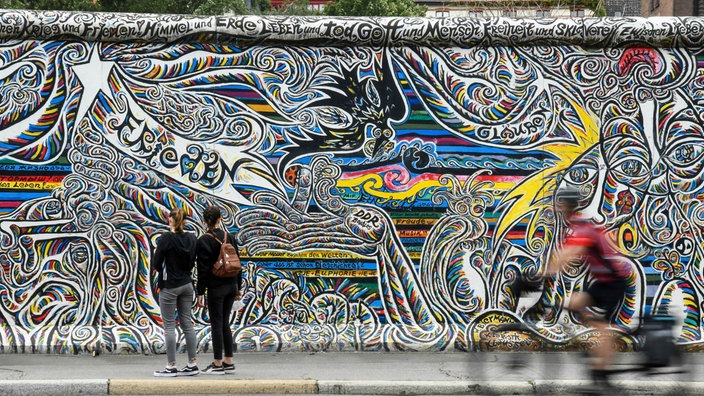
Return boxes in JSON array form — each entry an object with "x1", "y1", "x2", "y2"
[
  {"x1": 567, "y1": 290, "x2": 595, "y2": 322},
  {"x1": 589, "y1": 318, "x2": 614, "y2": 371},
  {"x1": 589, "y1": 280, "x2": 627, "y2": 387},
  {"x1": 571, "y1": 285, "x2": 613, "y2": 386}
]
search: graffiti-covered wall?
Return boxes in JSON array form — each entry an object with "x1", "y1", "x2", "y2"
[{"x1": 2, "y1": 11, "x2": 704, "y2": 354}]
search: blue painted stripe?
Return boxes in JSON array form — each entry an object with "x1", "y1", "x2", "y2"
[{"x1": 0, "y1": 192, "x2": 53, "y2": 200}]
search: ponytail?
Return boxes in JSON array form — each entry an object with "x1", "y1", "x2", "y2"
[{"x1": 169, "y1": 208, "x2": 186, "y2": 233}]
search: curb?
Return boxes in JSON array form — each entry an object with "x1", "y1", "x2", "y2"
[
  {"x1": 0, "y1": 379, "x2": 702, "y2": 395},
  {"x1": 319, "y1": 380, "x2": 703, "y2": 395},
  {"x1": 316, "y1": 380, "x2": 536, "y2": 395},
  {"x1": 0, "y1": 379, "x2": 107, "y2": 396},
  {"x1": 109, "y1": 379, "x2": 318, "y2": 395}
]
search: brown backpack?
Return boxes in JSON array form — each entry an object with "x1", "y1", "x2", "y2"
[{"x1": 208, "y1": 230, "x2": 241, "y2": 277}]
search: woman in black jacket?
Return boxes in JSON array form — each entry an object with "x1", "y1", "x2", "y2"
[
  {"x1": 196, "y1": 205, "x2": 243, "y2": 374},
  {"x1": 151, "y1": 207, "x2": 199, "y2": 377}
]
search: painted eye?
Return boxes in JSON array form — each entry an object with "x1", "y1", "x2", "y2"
[
  {"x1": 69, "y1": 243, "x2": 90, "y2": 271},
  {"x1": 668, "y1": 142, "x2": 704, "y2": 167},
  {"x1": 564, "y1": 165, "x2": 597, "y2": 184},
  {"x1": 365, "y1": 81, "x2": 380, "y2": 108},
  {"x1": 619, "y1": 159, "x2": 646, "y2": 177},
  {"x1": 610, "y1": 157, "x2": 649, "y2": 179}
]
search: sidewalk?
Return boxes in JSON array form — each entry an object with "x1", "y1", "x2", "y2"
[{"x1": 0, "y1": 351, "x2": 701, "y2": 395}]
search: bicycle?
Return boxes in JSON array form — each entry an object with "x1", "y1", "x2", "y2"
[
  {"x1": 606, "y1": 309, "x2": 686, "y2": 376},
  {"x1": 496, "y1": 276, "x2": 688, "y2": 395}
]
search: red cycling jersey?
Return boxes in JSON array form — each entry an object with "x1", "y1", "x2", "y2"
[{"x1": 564, "y1": 217, "x2": 629, "y2": 283}]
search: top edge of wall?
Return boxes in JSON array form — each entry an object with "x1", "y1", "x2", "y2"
[{"x1": 0, "y1": 9, "x2": 702, "y2": 48}]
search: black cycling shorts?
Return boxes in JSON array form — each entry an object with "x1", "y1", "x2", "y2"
[{"x1": 585, "y1": 279, "x2": 627, "y2": 320}]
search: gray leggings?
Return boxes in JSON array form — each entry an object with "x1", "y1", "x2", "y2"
[{"x1": 159, "y1": 283, "x2": 197, "y2": 364}]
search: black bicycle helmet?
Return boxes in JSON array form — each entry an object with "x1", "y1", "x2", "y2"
[{"x1": 555, "y1": 187, "x2": 582, "y2": 209}]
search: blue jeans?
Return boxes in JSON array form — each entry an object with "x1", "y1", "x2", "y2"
[{"x1": 159, "y1": 283, "x2": 197, "y2": 364}]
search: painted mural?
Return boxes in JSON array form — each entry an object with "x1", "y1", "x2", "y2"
[{"x1": 2, "y1": 11, "x2": 704, "y2": 354}]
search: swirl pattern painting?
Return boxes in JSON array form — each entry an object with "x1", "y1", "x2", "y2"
[{"x1": 1, "y1": 11, "x2": 704, "y2": 353}]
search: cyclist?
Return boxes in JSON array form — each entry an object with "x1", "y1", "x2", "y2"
[{"x1": 547, "y1": 187, "x2": 630, "y2": 388}]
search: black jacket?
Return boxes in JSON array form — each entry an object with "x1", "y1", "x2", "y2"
[
  {"x1": 196, "y1": 229, "x2": 243, "y2": 296},
  {"x1": 151, "y1": 231, "x2": 197, "y2": 289}
]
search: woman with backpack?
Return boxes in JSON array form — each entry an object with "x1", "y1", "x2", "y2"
[
  {"x1": 151, "y1": 207, "x2": 200, "y2": 377},
  {"x1": 196, "y1": 205, "x2": 243, "y2": 374}
]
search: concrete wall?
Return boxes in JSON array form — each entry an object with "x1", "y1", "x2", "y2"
[{"x1": 1, "y1": 11, "x2": 704, "y2": 354}]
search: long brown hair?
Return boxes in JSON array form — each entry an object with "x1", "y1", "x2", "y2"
[{"x1": 169, "y1": 208, "x2": 186, "y2": 233}]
